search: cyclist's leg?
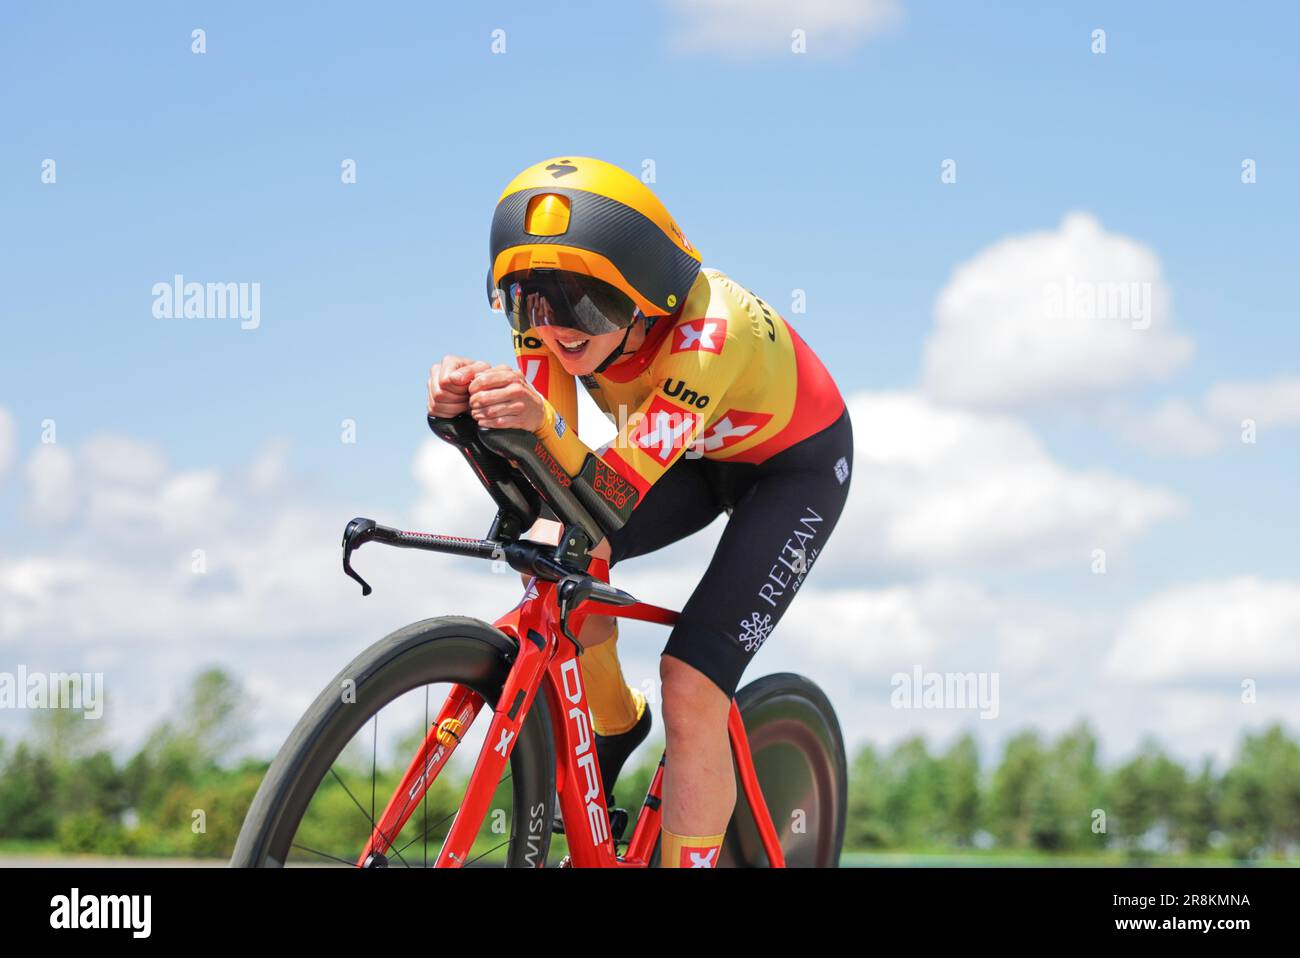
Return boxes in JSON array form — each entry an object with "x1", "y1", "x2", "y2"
[
  {"x1": 656, "y1": 410, "x2": 854, "y2": 861},
  {"x1": 606, "y1": 452, "x2": 732, "y2": 566},
  {"x1": 664, "y1": 408, "x2": 854, "y2": 698},
  {"x1": 591, "y1": 450, "x2": 729, "y2": 721},
  {"x1": 582, "y1": 454, "x2": 732, "y2": 803}
]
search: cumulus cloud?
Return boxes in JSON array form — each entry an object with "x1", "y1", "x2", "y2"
[
  {"x1": 1108, "y1": 398, "x2": 1227, "y2": 457},
  {"x1": 1105, "y1": 576, "x2": 1300, "y2": 682},
  {"x1": 766, "y1": 575, "x2": 1300, "y2": 763},
  {"x1": 2, "y1": 428, "x2": 529, "y2": 755},
  {"x1": 1110, "y1": 376, "x2": 1300, "y2": 457},
  {"x1": 24, "y1": 443, "x2": 77, "y2": 522},
  {"x1": 664, "y1": 0, "x2": 901, "y2": 58},
  {"x1": 923, "y1": 213, "x2": 1193, "y2": 408},
  {"x1": 0, "y1": 407, "x2": 15, "y2": 480},
  {"x1": 1205, "y1": 377, "x2": 1300, "y2": 430},
  {"x1": 832, "y1": 392, "x2": 1183, "y2": 574}
]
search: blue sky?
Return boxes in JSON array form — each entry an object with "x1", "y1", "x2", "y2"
[{"x1": 2, "y1": 1, "x2": 1298, "y2": 765}]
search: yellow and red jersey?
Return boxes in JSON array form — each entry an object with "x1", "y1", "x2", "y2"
[{"x1": 511, "y1": 267, "x2": 845, "y2": 506}]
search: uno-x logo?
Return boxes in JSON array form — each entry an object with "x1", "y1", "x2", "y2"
[
  {"x1": 682, "y1": 845, "x2": 719, "y2": 868},
  {"x1": 546, "y1": 160, "x2": 578, "y2": 178},
  {"x1": 630, "y1": 396, "x2": 703, "y2": 463},
  {"x1": 692, "y1": 409, "x2": 772, "y2": 454},
  {"x1": 560, "y1": 659, "x2": 610, "y2": 846},
  {"x1": 492, "y1": 727, "x2": 515, "y2": 757},
  {"x1": 672, "y1": 319, "x2": 726, "y2": 355},
  {"x1": 518, "y1": 354, "x2": 549, "y2": 394},
  {"x1": 662, "y1": 378, "x2": 710, "y2": 408}
]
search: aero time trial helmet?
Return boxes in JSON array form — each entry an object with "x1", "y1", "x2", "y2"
[{"x1": 488, "y1": 157, "x2": 702, "y2": 336}]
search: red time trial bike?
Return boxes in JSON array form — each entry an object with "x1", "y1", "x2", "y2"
[{"x1": 231, "y1": 414, "x2": 846, "y2": 867}]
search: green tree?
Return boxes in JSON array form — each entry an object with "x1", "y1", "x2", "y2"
[
  {"x1": 1183, "y1": 757, "x2": 1219, "y2": 855},
  {"x1": 937, "y1": 734, "x2": 981, "y2": 846},
  {"x1": 845, "y1": 744, "x2": 891, "y2": 848},
  {"x1": 123, "y1": 667, "x2": 253, "y2": 817},
  {"x1": 1221, "y1": 724, "x2": 1300, "y2": 858},
  {"x1": 987, "y1": 731, "x2": 1047, "y2": 848},
  {"x1": 880, "y1": 736, "x2": 944, "y2": 847},
  {"x1": 0, "y1": 743, "x2": 59, "y2": 839}
]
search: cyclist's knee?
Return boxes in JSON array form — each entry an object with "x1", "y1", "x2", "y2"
[
  {"x1": 659, "y1": 655, "x2": 728, "y2": 735},
  {"x1": 578, "y1": 613, "x2": 616, "y2": 648}
]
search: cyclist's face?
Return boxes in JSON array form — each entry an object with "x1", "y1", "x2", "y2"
[{"x1": 534, "y1": 323, "x2": 630, "y2": 375}]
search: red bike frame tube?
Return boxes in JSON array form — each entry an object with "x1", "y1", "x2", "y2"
[
  {"x1": 728, "y1": 703, "x2": 786, "y2": 868},
  {"x1": 365, "y1": 569, "x2": 789, "y2": 867},
  {"x1": 433, "y1": 583, "x2": 560, "y2": 867},
  {"x1": 622, "y1": 757, "x2": 665, "y2": 865},
  {"x1": 357, "y1": 685, "x2": 484, "y2": 865}
]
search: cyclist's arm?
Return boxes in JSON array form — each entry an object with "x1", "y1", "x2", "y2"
[
  {"x1": 532, "y1": 321, "x2": 749, "y2": 510},
  {"x1": 512, "y1": 334, "x2": 579, "y2": 527},
  {"x1": 513, "y1": 333, "x2": 579, "y2": 441}
]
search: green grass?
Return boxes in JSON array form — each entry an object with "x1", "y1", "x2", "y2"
[
  {"x1": 840, "y1": 848, "x2": 1298, "y2": 867},
  {"x1": 0, "y1": 839, "x2": 62, "y2": 856}
]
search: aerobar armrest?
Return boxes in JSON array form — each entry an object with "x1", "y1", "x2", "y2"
[{"x1": 476, "y1": 427, "x2": 637, "y2": 546}]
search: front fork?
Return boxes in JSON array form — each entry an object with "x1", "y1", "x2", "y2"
[{"x1": 358, "y1": 684, "x2": 484, "y2": 866}]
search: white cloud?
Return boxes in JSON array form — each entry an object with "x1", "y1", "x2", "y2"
[
  {"x1": 0, "y1": 407, "x2": 15, "y2": 480},
  {"x1": 1110, "y1": 376, "x2": 1300, "y2": 457},
  {"x1": 24, "y1": 443, "x2": 77, "y2": 522},
  {"x1": 664, "y1": 0, "x2": 901, "y2": 58},
  {"x1": 923, "y1": 213, "x2": 1193, "y2": 408},
  {"x1": 780, "y1": 578, "x2": 1082, "y2": 675},
  {"x1": 833, "y1": 392, "x2": 1183, "y2": 573},
  {"x1": 1205, "y1": 376, "x2": 1300, "y2": 429},
  {"x1": 1108, "y1": 398, "x2": 1227, "y2": 457},
  {"x1": 768, "y1": 576, "x2": 1300, "y2": 765},
  {"x1": 1, "y1": 416, "x2": 1292, "y2": 770},
  {"x1": 22, "y1": 434, "x2": 230, "y2": 535},
  {"x1": 2, "y1": 429, "x2": 531, "y2": 755},
  {"x1": 1106, "y1": 576, "x2": 1300, "y2": 682}
]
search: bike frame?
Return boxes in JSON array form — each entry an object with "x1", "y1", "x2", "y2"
[{"x1": 356, "y1": 570, "x2": 787, "y2": 868}]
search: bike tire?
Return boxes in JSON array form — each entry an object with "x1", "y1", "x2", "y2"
[
  {"x1": 230, "y1": 615, "x2": 555, "y2": 868},
  {"x1": 720, "y1": 672, "x2": 847, "y2": 868}
]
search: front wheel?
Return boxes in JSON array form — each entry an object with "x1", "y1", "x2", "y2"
[{"x1": 231, "y1": 616, "x2": 555, "y2": 868}]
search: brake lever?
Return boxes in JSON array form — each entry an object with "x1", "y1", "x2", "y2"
[
  {"x1": 342, "y1": 517, "x2": 378, "y2": 596},
  {"x1": 556, "y1": 574, "x2": 637, "y2": 650}
]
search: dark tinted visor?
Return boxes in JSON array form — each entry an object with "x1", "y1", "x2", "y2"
[{"x1": 494, "y1": 269, "x2": 640, "y2": 335}]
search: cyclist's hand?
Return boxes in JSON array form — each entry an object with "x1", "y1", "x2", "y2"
[
  {"x1": 428, "y1": 355, "x2": 491, "y2": 418},
  {"x1": 466, "y1": 365, "x2": 545, "y2": 432}
]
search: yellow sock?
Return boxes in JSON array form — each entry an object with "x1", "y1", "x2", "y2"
[
  {"x1": 660, "y1": 827, "x2": 725, "y2": 868},
  {"x1": 580, "y1": 623, "x2": 646, "y2": 736}
]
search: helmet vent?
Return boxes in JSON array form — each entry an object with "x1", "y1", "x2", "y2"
[{"x1": 524, "y1": 194, "x2": 571, "y2": 236}]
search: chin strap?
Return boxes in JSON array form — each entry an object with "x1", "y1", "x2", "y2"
[{"x1": 592, "y1": 313, "x2": 651, "y2": 375}]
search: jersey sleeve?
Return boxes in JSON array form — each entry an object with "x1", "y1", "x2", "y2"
[
  {"x1": 512, "y1": 331, "x2": 582, "y2": 465},
  {"x1": 528, "y1": 319, "x2": 750, "y2": 514}
]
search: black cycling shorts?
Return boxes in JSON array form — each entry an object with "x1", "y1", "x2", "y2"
[{"x1": 606, "y1": 406, "x2": 854, "y2": 698}]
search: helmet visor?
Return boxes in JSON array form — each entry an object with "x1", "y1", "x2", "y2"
[{"x1": 494, "y1": 269, "x2": 640, "y2": 335}]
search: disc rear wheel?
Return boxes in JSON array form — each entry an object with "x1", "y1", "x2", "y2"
[{"x1": 720, "y1": 673, "x2": 847, "y2": 868}]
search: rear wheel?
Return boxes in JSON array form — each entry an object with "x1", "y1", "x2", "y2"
[
  {"x1": 719, "y1": 673, "x2": 847, "y2": 867},
  {"x1": 231, "y1": 616, "x2": 555, "y2": 868}
]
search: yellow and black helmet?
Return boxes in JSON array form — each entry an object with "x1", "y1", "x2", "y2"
[{"x1": 488, "y1": 157, "x2": 702, "y2": 334}]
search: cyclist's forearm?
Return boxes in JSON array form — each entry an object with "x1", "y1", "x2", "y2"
[{"x1": 532, "y1": 397, "x2": 592, "y2": 476}]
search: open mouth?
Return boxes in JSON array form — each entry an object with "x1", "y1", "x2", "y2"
[{"x1": 556, "y1": 338, "x2": 589, "y2": 357}]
